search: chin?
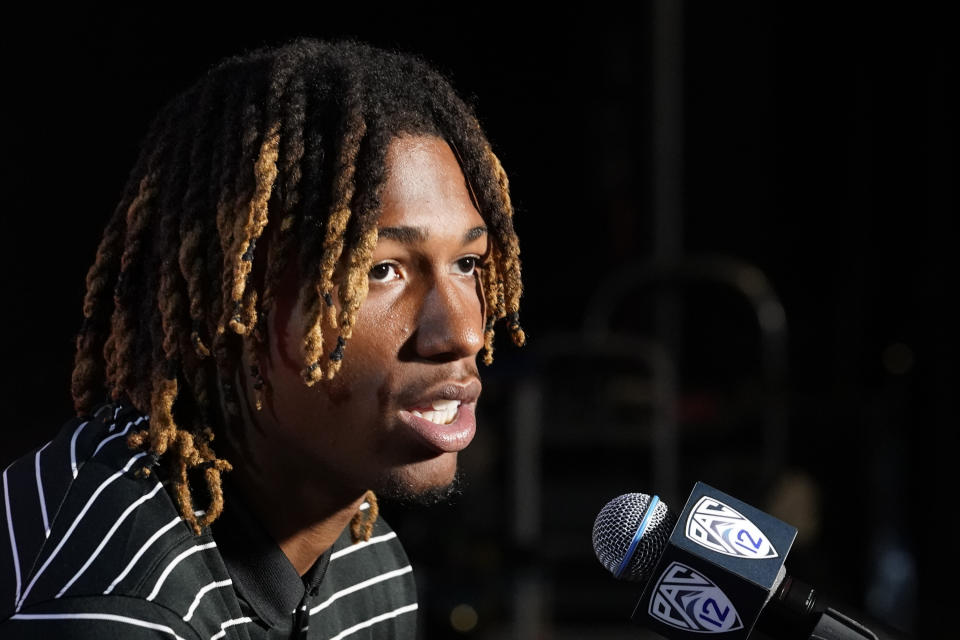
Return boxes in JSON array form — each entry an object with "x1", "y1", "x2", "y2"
[{"x1": 374, "y1": 453, "x2": 462, "y2": 506}]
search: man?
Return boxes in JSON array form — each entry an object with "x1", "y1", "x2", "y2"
[{"x1": 1, "y1": 38, "x2": 524, "y2": 639}]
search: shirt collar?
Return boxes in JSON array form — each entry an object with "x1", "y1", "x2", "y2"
[{"x1": 212, "y1": 484, "x2": 332, "y2": 628}]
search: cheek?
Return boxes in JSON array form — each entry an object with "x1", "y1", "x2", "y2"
[
  {"x1": 456, "y1": 277, "x2": 486, "y2": 341},
  {"x1": 321, "y1": 314, "x2": 399, "y2": 408}
]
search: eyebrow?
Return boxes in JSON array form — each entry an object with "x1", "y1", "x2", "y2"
[{"x1": 377, "y1": 225, "x2": 487, "y2": 245}]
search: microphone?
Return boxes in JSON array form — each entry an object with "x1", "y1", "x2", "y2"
[{"x1": 592, "y1": 482, "x2": 911, "y2": 639}]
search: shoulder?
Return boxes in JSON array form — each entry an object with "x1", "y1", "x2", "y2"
[
  {"x1": 1, "y1": 405, "x2": 247, "y2": 638},
  {"x1": 2, "y1": 405, "x2": 142, "y2": 615},
  {"x1": 2, "y1": 405, "x2": 170, "y2": 610},
  {"x1": 329, "y1": 511, "x2": 413, "y2": 576},
  {"x1": 1, "y1": 594, "x2": 204, "y2": 639}
]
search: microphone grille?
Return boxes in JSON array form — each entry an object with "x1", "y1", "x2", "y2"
[{"x1": 592, "y1": 493, "x2": 676, "y2": 583}]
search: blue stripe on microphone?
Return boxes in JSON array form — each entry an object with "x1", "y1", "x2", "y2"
[{"x1": 615, "y1": 495, "x2": 659, "y2": 579}]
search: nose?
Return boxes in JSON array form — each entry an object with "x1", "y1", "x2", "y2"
[{"x1": 413, "y1": 276, "x2": 484, "y2": 362}]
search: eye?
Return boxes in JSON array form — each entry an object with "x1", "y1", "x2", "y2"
[
  {"x1": 453, "y1": 256, "x2": 480, "y2": 276},
  {"x1": 369, "y1": 261, "x2": 401, "y2": 282}
]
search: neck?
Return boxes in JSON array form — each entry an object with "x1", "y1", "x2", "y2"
[
  {"x1": 221, "y1": 437, "x2": 367, "y2": 576},
  {"x1": 216, "y1": 370, "x2": 371, "y2": 576}
]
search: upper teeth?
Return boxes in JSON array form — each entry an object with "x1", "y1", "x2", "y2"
[{"x1": 412, "y1": 400, "x2": 461, "y2": 425}]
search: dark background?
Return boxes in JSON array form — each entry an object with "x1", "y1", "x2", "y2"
[{"x1": 1, "y1": 4, "x2": 955, "y2": 638}]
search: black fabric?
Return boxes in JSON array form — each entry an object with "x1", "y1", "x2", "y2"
[
  {"x1": 0, "y1": 404, "x2": 418, "y2": 639},
  {"x1": 214, "y1": 485, "x2": 315, "y2": 631}
]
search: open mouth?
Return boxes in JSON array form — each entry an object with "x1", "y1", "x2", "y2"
[
  {"x1": 409, "y1": 399, "x2": 461, "y2": 425},
  {"x1": 398, "y1": 400, "x2": 476, "y2": 453}
]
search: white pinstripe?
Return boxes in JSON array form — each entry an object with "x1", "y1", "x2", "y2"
[
  {"x1": 330, "y1": 531, "x2": 397, "y2": 561},
  {"x1": 9, "y1": 612, "x2": 187, "y2": 640},
  {"x1": 209, "y1": 616, "x2": 252, "y2": 639},
  {"x1": 94, "y1": 416, "x2": 145, "y2": 457},
  {"x1": 4, "y1": 464, "x2": 21, "y2": 607},
  {"x1": 16, "y1": 452, "x2": 147, "y2": 611},
  {"x1": 56, "y1": 481, "x2": 164, "y2": 598},
  {"x1": 323, "y1": 603, "x2": 418, "y2": 640},
  {"x1": 308, "y1": 565, "x2": 412, "y2": 616},
  {"x1": 104, "y1": 516, "x2": 183, "y2": 595},
  {"x1": 146, "y1": 542, "x2": 218, "y2": 601},
  {"x1": 183, "y1": 578, "x2": 233, "y2": 621},
  {"x1": 69, "y1": 421, "x2": 90, "y2": 479},
  {"x1": 33, "y1": 442, "x2": 52, "y2": 538}
]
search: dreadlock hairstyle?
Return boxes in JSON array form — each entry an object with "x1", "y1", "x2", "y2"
[{"x1": 70, "y1": 39, "x2": 525, "y2": 539}]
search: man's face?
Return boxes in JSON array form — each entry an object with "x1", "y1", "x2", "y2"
[{"x1": 247, "y1": 135, "x2": 487, "y2": 503}]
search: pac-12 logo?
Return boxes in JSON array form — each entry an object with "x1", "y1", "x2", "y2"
[
  {"x1": 685, "y1": 496, "x2": 778, "y2": 559},
  {"x1": 648, "y1": 562, "x2": 744, "y2": 633}
]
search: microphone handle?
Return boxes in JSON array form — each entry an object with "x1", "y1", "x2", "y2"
[{"x1": 756, "y1": 575, "x2": 912, "y2": 640}]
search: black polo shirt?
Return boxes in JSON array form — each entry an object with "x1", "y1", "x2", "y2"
[{"x1": 1, "y1": 404, "x2": 418, "y2": 639}]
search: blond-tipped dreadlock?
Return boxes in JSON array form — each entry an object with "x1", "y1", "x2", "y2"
[{"x1": 71, "y1": 39, "x2": 525, "y2": 539}]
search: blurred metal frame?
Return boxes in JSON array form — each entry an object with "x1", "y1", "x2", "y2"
[{"x1": 506, "y1": 253, "x2": 788, "y2": 638}]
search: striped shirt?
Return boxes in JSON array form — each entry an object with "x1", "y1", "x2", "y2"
[{"x1": 1, "y1": 404, "x2": 418, "y2": 639}]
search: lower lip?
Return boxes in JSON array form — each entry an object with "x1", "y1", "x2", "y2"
[{"x1": 397, "y1": 403, "x2": 476, "y2": 453}]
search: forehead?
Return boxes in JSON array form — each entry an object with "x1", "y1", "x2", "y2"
[{"x1": 377, "y1": 135, "x2": 484, "y2": 231}]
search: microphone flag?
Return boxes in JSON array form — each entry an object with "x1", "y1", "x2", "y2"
[{"x1": 633, "y1": 482, "x2": 798, "y2": 638}]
